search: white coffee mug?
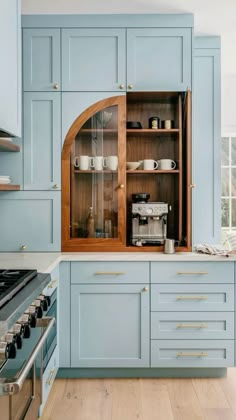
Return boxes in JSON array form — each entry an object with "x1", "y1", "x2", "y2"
[
  {"x1": 74, "y1": 155, "x2": 92, "y2": 170},
  {"x1": 158, "y1": 159, "x2": 176, "y2": 170},
  {"x1": 91, "y1": 156, "x2": 106, "y2": 170},
  {"x1": 104, "y1": 155, "x2": 118, "y2": 170},
  {"x1": 143, "y1": 159, "x2": 158, "y2": 170}
]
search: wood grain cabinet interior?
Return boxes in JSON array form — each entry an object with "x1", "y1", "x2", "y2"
[{"x1": 62, "y1": 91, "x2": 191, "y2": 251}]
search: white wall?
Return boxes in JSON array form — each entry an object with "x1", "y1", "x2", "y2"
[{"x1": 21, "y1": 0, "x2": 236, "y2": 133}]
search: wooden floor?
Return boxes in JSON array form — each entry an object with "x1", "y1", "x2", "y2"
[{"x1": 41, "y1": 369, "x2": 236, "y2": 420}]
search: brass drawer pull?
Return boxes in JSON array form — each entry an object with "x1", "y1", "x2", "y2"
[
  {"x1": 176, "y1": 323, "x2": 208, "y2": 329},
  {"x1": 46, "y1": 369, "x2": 55, "y2": 386},
  {"x1": 94, "y1": 272, "x2": 125, "y2": 275},
  {"x1": 177, "y1": 352, "x2": 208, "y2": 357},
  {"x1": 176, "y1": 296, "x2": 208, "y2": 301},
  {"x1": 176, "y1": 272, "x2": 208, "y2": 275},
  {"x1": 47, "y1": 278, "x2": 58, "y2": 288}
]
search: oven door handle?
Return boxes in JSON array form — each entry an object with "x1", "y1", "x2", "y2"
[{"x1": 0, "y1": 317, "x2": 55, "y2": 396}]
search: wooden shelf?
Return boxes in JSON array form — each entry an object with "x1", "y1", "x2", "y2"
[
  {"x1": 74, "y1": 170, "x2": 117, "y2": 174},
  {"x1": 126, "y1": 170, "x2": 179, "y2": 174},
  {"x1": 127, "y1": 129, "x2": 179, "y2": 136},
  {"x1": 0, "y1": 184, "x2": 20, "y2": 190},
  {"x1": 0, "y1": 139, "x2": 20, "y2": 152}
]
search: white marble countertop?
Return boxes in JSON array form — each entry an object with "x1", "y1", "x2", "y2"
[{"x1": 0, "y1": 252, "x2": 234, "y2": 273}]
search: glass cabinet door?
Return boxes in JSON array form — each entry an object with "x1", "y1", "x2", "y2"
[{"x1": 62, "y1": 96, "x2": 126, "y2": 250}]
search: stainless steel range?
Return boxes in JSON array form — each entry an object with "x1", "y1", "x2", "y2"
[{"x1": 0, "y1": 269, "x2": 55, "y2": 420}]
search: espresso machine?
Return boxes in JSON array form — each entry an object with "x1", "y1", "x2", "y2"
[{"x1": 130, "y1": 193, "x2": 169, "y2": 246}]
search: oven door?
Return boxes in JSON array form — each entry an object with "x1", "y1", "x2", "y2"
[{"x1": 0, "y1": 317, "x2": 55, "y2": 420}]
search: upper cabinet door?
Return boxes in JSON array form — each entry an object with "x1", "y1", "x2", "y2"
[
  {"x1": 62, "y1": 29, "x2": 126, "y2": 91},
  {"x1": 0, "y1": 0, "x2": 21, "y2": 136},
  {"x1": 23, "y1": 92, "x2": 61, "y2": 190},
  {"x1": 192, "y1": 39, "x2": 221, "y2": 245},
  {"x1": 23, "y1": 28, "x2": 61, "y2": 91},
  {"x1": 127, "y1": 28, "x2": 192, "y2": 91}
]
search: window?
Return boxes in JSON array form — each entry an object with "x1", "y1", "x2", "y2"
[{"x1": 221, "y1": 135, "x2": 236, "y2": 241}]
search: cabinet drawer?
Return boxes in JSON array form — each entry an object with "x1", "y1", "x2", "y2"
[
  {"x1": 151, "y1": 284, "x2": 234, "y2": 312},
  {"x1": 151, "y1": 312, "x2": 234, "y2": 340},
  {"x1": 151, "y1": 262, "x2": 234, "y2": 284},
  {"x1": 151, "y1": 340, "x2": 234, "y2": 368},
  {"x1": 71, "y1": 262, "x2": 149, "y2": 284}
]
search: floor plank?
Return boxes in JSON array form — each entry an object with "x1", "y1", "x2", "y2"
[
  {"x1": 192, "y1": 378, "x2": 229, "y2": 409},
  {"x1": 140, "y1": 378, "x2": 174, "y2": 420},
  {"x1": 166, "y1": 378, "x2": 204, "y2": 420}
]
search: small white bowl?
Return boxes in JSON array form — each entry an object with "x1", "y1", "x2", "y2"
[{"x1": 126, "y1": 161, "x2": 140, "y2": 170}]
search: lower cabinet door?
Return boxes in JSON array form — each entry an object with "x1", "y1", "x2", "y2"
[
  {"x1": 71, "y1": 284, "x2": 150, "y2": 367},
  {"x1": 0, "y1": 191, "x2": 60, "y2": 251},
  {"x1": 151, "y1": 340, "x2": 234, "y2": 368}
]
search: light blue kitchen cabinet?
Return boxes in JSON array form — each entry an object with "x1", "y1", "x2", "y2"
[
  {"x1": 23, "y1": 92, "x2": 61, "y2": 190},
  {"x1": 192, "y1": 37, "x2": 221, "y2": 245},
  {"x1": 39, "y1": 346, "x2": 58, "y2": 416},
  {"x1": 151, "y1": 312, "x2": 234, "y2": 340},
  {"x1": 71, "y1": 261, "x2": 149, "y2": 284},
  {"x1": 71, "y1": 284, "x2": 150, "y2": 367},
  {"x1": 151, "y1": 340, "x2": 234, "y2": 368},
  {"x1": 23, "y1": 28, "x2": 61, "y2": 91},
  {"x1": 151, "y1": 283, "x2": 234, "y2": 312},
  {"x1": 62, "y1": 29, "x2": 126, "y2": 91},
  {"x1": 0, "y1": 191, "x2": 60, "y2": 251},
  {"x1": 151, "y1": 261, "x2": 234, "y2": 284},
  {"x1": 0, "y1": 0, "x2": 21, "y2": 136},
  {"x1": 127, "y1": 28, "x2": 192, "y2": 91}
]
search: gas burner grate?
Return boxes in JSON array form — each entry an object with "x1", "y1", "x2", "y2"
[{"x1": 0, "y1": 270, "x2": 37, "y2": 309}]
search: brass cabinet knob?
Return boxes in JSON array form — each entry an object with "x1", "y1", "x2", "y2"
[
  {"x1": 53, "y1": 83, "x2": 59, "y2": 90},
  {"x1": 119, "y1": 184, "x2": 125, "y2": 189},
  {"x1": 128, "y1": 84, "x2": 133, "y2": 90},
  {"x1": 119, "y1": 84, "x2": 125, "y2": 90},
  {"x1": 142, "y1": 287, "x2": 148, "y2": 292},
  {"x1": 190, "y1": 184, "x2": 196, "y2": 189},
  {"x1": 52, "y1": 184, "x2": 59, "y2": 189},
  {"x1": 20, "y1": 245, "x2": 26, "y2": 251}
]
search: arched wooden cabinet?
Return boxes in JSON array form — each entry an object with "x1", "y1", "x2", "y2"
[{"x1": 62, "y1": 92, "x2": 191, "y2": 252}]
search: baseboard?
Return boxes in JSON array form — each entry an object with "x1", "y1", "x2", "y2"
[{"x1": 57, "y1": 367, "x2": 227, "y2": 379}]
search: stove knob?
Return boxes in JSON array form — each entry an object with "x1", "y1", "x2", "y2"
[
  {"x1": 23, "y1": 324, "x2": 31, "y2": 339},
  {"x1": 22, "y1": 309, "x2": 36, "y2": 328},
  {"x1": 30, "y1": 313, "x2": 37, "y2": 328},
  {"x1": 15, "y1": 334, "x2": 23, "y2": 349},
  {"x1": 32, "y1": 300, "x2": 43, "y2": 319},
  {"x1": 10, "y1": 323, "x2": 24, "y2": 336},
  {"x1": 5, "y1": 332, "x2": 15, "y2": 344},
  {"x1": 45, "y1": 296, "x2": 51, "y2": 307},
  {"x1": 8, "y1": 342, "x2": 16, "y2": 359},
  {"x1": 38, "y1": 295, "x2": 48, "y2": 311},
  {"x1": 36, "y1": 306, "x2": 43, "y2": 319}
]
